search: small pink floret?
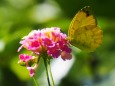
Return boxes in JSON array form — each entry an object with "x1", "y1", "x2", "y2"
[
  {"x1": 27, "y1": 67, "x2": 35, "y2": 77},
  {"x1": 61, "y1": 51, "x2": 72, "y2": 61},
  {"x1": 19, "y1": 54, "x2": 32, "y2": 62}
]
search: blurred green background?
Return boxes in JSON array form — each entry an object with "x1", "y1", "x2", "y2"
[{"x1": 0, "y1": 0, "x2": 115, "y2": 86}]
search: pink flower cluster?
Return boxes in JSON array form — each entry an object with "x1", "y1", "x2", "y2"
[{"x1": 18, "y1": 27, "x2": 72, "y2": 77}]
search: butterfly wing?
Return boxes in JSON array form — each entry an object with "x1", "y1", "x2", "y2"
[{"x1": 68, "y1": 6, "x2": 103, "y2": 52}]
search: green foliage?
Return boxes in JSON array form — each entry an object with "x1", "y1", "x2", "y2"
[{"x1": 0, "y1": 0, "x2": 115, "y2": 86}]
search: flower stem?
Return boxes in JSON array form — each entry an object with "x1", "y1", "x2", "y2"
[
  {"x1": 43, "y1": 58, "x2": 51, "y2": 86},
  {"x1": 48, "y1": 60, "x2": 55, "y2": 86},
  {"x1": 33, "y1": 76, "x2": 39, "y2": 86}
]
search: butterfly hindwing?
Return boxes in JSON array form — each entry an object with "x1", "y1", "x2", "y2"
[
  {"x1": 68, "y1": 6, "x2": 103, "y2": 52},
  {"x1": 70, "y1": 25, "x2": 102, "y2": 52}
]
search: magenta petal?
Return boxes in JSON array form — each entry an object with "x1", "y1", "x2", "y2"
[
  {"x1": 28, "y1": 41, "x2": 40, "y2": 51},
  {"x1": 19, "y1": 54, "x2": 25, "y2": 61},
  {"x1": 61, "y1": 45, "x2": 72, "y2": 53},
  {"x1": 52, "y1": 50, "x2": 60, "y2": 58},
  {"x1": 47, "y1": 45, "x2": 60, "y2": 58},
  {"x1": 19, "y1": 54, "x2": 32, "y2": 62},
  {"x1": 25, "y1": 55, "x2": 32, "y2": 62},
  {"x1": 31, "y1": 41, "x2": 40, "y2": 47},
  {"x1": 42, "y1": 38, "x2": 54, "y2": 47}
]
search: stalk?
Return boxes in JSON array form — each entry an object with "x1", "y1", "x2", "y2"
[
  {"x1": 47, "y1": 60, "x2": 55, "y2": 86},
  {"x1": 43, "y1": 58, "x2": 51, "y2": 86},
  {"x1": 33, "y1": 76, "x2": 39, "y2": 86}
]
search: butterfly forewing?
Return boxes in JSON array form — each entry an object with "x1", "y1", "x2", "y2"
[{"x1": 68, "y1": 6, "x2": 96, "y2": 39}]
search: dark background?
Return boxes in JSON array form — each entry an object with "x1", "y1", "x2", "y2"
[{"x1": 0, "y1": 0, "x2": 115, "y2": 86}]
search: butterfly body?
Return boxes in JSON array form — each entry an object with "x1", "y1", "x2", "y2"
[{"x1": 68, "y1": 6, "x2": 103, "y2": 52}]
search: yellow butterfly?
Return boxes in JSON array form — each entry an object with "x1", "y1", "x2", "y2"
[{"x1": 68, "y1": 6, "x2": 103, "y2": 52}]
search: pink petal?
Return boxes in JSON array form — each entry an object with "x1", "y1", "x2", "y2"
[
  {"x1": 19, "y1": 54, "x2": 32, "y2": 62},
  {"x1": 47, "y1": 45, "x2": 60, "y2": 58},
  {"x1": 17, "y1": 46, "x2": 23, "y2": 52},
  {"x1": 27, "y1": 67, "x2": 35, "y2": 77},
  {"x1": 61, "y1": 51, "x2": 72, "y2": 61}
]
